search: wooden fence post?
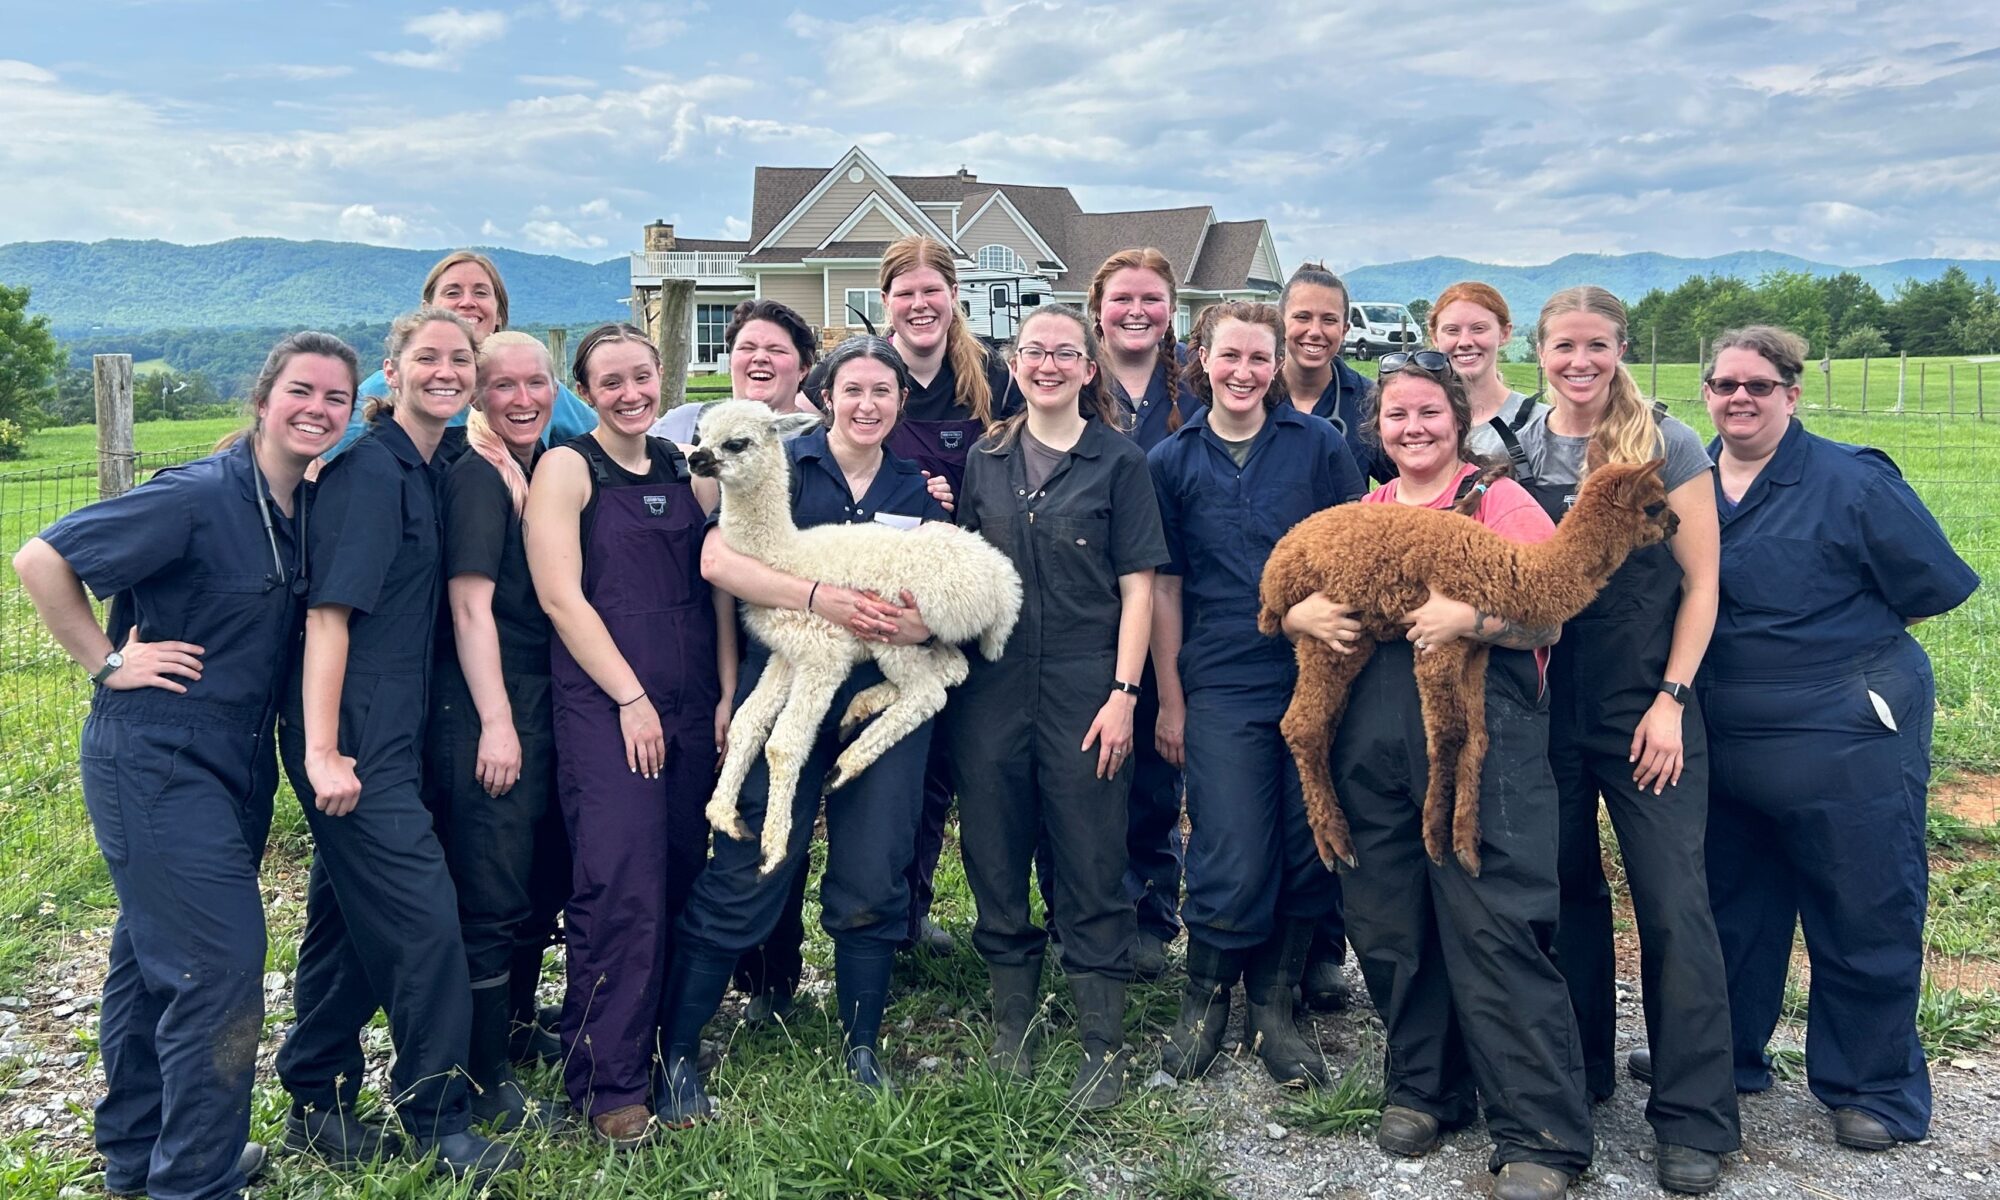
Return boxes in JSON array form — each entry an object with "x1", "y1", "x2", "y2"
[
  {"x1": 94, "y1": 354, "x2": 134, "y2": 499},
  {"x1": 547, "y1": 328, "x2": 569, "y2": 390},
  {"x1": 1650, "y1": 328, "x2": 1658, "y2": 399},
  {"x1": 1860, "y1": 355, "x2": 1869, "y2": 411},
  {"x1": 1895, "y1": 352, "x2": 1907, "y2": 414},
  {"x1": 653, "y1": 279, "x2": 695, "y2": 413}
]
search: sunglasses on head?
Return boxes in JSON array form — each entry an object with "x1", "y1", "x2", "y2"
[
  {"x1": 1378, "y1": 349, "x2": 1453, "y2": 376},
  {"x1": 1704, "y1": 377, "x2": 1789, "y2": 397}
]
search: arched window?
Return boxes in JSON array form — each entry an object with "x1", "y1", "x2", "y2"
[{"x1": 977, "y1": 244, "x2": 1027, "y2": 273}]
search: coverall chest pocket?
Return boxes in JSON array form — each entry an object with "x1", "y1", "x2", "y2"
[
  {"x1": 1721, "y1": 536, "x2": 1833, "y2": 615},
  {"x1": 191, "y1": 571, "x2": 278, "y2": 648},
  {"x1": 1039, "y1": 515, "x2": 1114, "y2": 595}
]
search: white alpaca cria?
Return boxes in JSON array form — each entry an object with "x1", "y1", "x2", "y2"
[{"x1": 689, "y1": 401, "x2": 1023, "y2": 874}]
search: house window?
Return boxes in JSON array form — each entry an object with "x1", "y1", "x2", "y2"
[
  {"x1": 977, "y1": 244, "x2": 1027, "y2": 274},
  {"x1": 843, "y1": 288, "x2": 886, "y2": 330},
  {"x1": 695, "y1": 303, "x2": 732, "y2": 364},
  {"x1": 1176, "y1": 304, "x2": 1191, "y2": 339}
]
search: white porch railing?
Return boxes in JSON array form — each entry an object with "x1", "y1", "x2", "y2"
[{"x1": 630, "y1": 250, "x2": 749, "y2": 285}]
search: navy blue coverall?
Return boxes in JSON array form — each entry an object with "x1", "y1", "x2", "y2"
[
  {"x1": 276, "y1": 419, "x2": 475, "y2": 1140},
  {"x1": 668, "y1": 429, "x2": 948, "y2": 1058},
  {"x1": 41, "y1": 441, "x2": 305, "y2": 1200},
  {"x1": 1147, "y1": 404, "x2": 1364, "y2": 950},
  {"x1": 1702, "y1": 419, "x2": 1977, "y2": 1141}
]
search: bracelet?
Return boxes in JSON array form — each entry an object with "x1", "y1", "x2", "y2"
[
  {"x1": 807, "y1": 581, "x2": 821, "y2": 613},
  {"x1": 618, "y1": 690, "x2": 647, "y2": 708}
]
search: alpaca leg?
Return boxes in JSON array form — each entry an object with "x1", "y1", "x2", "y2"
[
  {"x1": 1413, "y1": 644, "x2": 1473, "y2": 868},
  {"x1": 1451, "y1": 646, "x2": 1492, "y2": 876},
  {"x1": 826, "y1": 644, "x2": 961, "y2": 793},
  {"x1": 707, "y1": 657, "x2": 793, "y2": 841},
  {"x1": 758, "y1": 661, "x2": 845, "y2": 876},
  {"x1": 1279, "y1": 638, "x2": 1374, "y2": 871},
  {"x1": 838, "y1": 681, "x2": 901, "y2": 739}
]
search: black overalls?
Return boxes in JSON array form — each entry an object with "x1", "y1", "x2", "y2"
[
  {"x1": 41, "y1": 442, "x2": 305, "y2": 1200},
  {"x1": 947, "y1": 419, "x2": 1168, "y2": 978},
  {"x1": 277, "y1": 420, "x2": 475, "y2": 1142},
  {"x1": 1521, "y1": 420, "x2": 1741, "y2": 1155}
]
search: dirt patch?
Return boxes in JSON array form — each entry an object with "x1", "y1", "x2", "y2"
[{"x1": 1937, "y1": 773, "x2": 2000, "y2": 827}]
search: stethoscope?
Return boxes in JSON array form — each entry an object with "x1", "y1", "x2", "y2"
[{"x1": 250, "y1": 450, "x2": 310, "y2": 597}]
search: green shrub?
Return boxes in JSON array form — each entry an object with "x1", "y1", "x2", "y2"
[
  {"x1": 1832, "y1": 325, "x2": 1891, "y2": 359},
  {"x1": 0, "y1": 418, "x2": 26, "y2": 461}
]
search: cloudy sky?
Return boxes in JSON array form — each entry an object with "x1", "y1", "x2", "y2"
[{"x1": 5, "y1": 0, "x2": 1997, "y2": 271}]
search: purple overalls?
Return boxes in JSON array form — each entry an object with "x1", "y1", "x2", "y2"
[{"x1": 550, "y1": 434, "x2": 719, "y2": 1116}]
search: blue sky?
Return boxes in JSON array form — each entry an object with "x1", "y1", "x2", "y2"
[{"x1": 4, "y1": 0, "x2": 1998, "y2": 271}]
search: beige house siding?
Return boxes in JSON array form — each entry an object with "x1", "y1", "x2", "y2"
[
  {"x1": 758, "y1": 273, "x2": 825, "y2": 326},
  {"x1": 1250, "y1": 234, "x2": 1279, "y2": 283},
  {"x1": 775, "y1": 178, "x2": 931, "y2": 248},
  {"x1": 826, "y1": 268, "x2": 882, "y2": 327},
  {"x1": 960, "y1": 204, "x2": 1042, "y2": 266},
  {"x1": 844, "y1": 208, "x2": 907, "y2": 243}
]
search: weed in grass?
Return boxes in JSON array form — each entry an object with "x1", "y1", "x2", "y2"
[
  {"x1": 1929, "y1": 807, "x2": 2000, "y2": 854},
  {"x1": 1769, "y1": 1045, "x2": 1806, "y2": 1083},
  {"x1": 1927, "y1": 856, "x2": 2000, "y2": 959},
  {"x1": 1914, "y1": 976, "x2": 2000, "y2": 1055},
  {"x1": 1271, "y1": 1065, "x2": 1386, "y2": 1136},
  {"x1": 1136, "y1": 1145, "x2": 1235, "y2": 1200}
]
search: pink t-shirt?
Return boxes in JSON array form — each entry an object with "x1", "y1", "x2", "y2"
[{"x1": 1364, "y1": 462, "x2": 1556, "y2": 680}]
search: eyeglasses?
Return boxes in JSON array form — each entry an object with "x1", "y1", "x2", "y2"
[
  {"x1": 1704, "y1": 377, "x2": 1789, "y2": 397},
  {"x1": 1016, "y1": 346, "x2": 1087, "y2": 366},
  {"x1": 1377, "y1": 350, "x2": 1453, "y2": 376}
]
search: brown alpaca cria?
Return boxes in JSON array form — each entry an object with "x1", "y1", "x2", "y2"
[{"x1": 1257, "y1": 459, "x2": 1679, "y2": 876}]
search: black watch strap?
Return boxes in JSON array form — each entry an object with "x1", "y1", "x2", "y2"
[
  {"x1": 1660, "y1": 680, "x2": 1689, "y2": 704},
  {"x1": 1112, "y1": 679, "x2": 1142, "y2": 697}
]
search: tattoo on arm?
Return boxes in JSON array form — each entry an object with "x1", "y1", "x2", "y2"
[{"x1": 1472, "y1": 606, "x2": 1557, "y2": 650}]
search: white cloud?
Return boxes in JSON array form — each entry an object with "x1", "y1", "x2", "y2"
[
  {"x1": 0, "y1": 59, "x2": 57, "y2": 85},
  {"x1": 521, "y1": 219, "x2": 606, "y2": 250},
  {"x1": 371, "y1": 8, "x2": 509, "y2": 71},
  {"x1": 337, "y1": 204, "x2": 414, "y2": 243},
  {"x1": 518, "y1": 73, "x2": 596, "y2": 89},
  {"x1": 721, "y1": 215, "x2": 750, "y2": 239}
]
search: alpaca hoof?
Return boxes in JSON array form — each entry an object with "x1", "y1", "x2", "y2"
[
  {"x1": 823, "y1": 766, "x2": 853, "y2": 795},
  {"x1": 1313, "y1": 833, "x2": 1357, "y2": 873},
  {"x1": 705, "y1": 802, "x2": 752, "y2": 842},
  {"x1": 1455, "y1": 848, "x2": 1482, "y2": 877}
]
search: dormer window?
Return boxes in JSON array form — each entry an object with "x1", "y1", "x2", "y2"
[{"x1": 976, "y1": 244, "x2": 1029, "y2": 274}]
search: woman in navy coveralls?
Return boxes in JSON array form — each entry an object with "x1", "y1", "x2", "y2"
[
  {"x1": 1149, "y1": 301, "x2": 1365, "y2": 1087},
  {"x1": 660, "y1": 335, "x2": 951, "y2": 1119},
  {"x1": 801, "y1": 235, "x2": 1019, "y2": 954},
  {"x1": 277, "y1": 309, "x2": 521, "y2": 1181},
  {"x1": 1081, "y1": 248, "x2": 1197, "y2": 977},
  {"x1": 1697, "y1": 326, "x2": 1977, "y2": 1152},
  {"x1": 524, "y1": 323, "x2": 732, "y2": 1145},
  {"x1": 15, "y1": 333, "x2": 355, "y2": 1200}
]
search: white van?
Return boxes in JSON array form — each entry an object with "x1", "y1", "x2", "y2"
[{"x1": 1343, "y1": 302, "x2": 1422, "y2": 360}]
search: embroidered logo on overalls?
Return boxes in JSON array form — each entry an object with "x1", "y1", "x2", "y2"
[
  {"x1": 645, "y1": 495, "x2": 668, "y2": 516},
  {"x1": 940, "y1": 430, "x2": 964, "y2": 449}
]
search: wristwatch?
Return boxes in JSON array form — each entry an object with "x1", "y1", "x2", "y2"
[
  {"x1": 1112, "y1": 679, "x2": 1142, "y2": 697},
  {"x1": 92, "y1": 650, "x2": 125, "y2": 685},
  {"x1": 1659, "y1": 680, "x2": 1689, "y2": 705}
]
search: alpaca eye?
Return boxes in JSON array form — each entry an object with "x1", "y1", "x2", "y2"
[
  {"x1": 722, "y1": 437, "x2": 750, "y2": 453},
  {"x1": 1643, "y1": 501, "x2": 1666, "y2": 517}
]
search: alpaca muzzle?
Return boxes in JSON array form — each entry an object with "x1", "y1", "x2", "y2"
[{"x1": 687, "y1": 447, "x2": 721, "y2": 477}]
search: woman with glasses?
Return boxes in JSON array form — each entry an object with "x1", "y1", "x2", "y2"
[
  {"x1": 1696, "y1": 327, "x2": 1975, "y2": 1154},
  {"x1": 1150, "y1": 302, "x2": 1365, "y2": 1089},
  {"x1": 1519, "y1": 287, "x2": 1737, "y2": 1195},
  {"x1": 947, "y1": 304, "x2": 1168, "y2": 1108},
  {"x1": 1303, "y1": 349, "x2": 1588, "y2": 1200},
  {"x1": 14, "y1": 333, "x2": 356, "y2": 1200}
]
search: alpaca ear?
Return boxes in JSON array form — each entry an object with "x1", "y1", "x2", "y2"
[
  {"x1": 1637, "y1": 457, "x2": 1665, "y2": 480},
  {"x1": 770, "y1": 412, "x2": 825, "y2": 441}
]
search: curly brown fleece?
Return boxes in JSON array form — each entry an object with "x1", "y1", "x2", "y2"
[{"x1": 1256, "y1": 459, "x2": 1677, "y2": 876}]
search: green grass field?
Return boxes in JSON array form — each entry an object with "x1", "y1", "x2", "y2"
[{"x1": 1, "y1": 368, "x2": 1997, "y2": 1197}]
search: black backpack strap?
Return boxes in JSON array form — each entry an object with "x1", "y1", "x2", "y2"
[
  {"x1": 1511, "y1": 391, "x2": 1543, "y2": 430},
  {"x1": 1486, "y1": 413, "x2": 1532, "y2": 477},
  {"x1": 1649, "y1": 399, "x2": 1669, "y2": 423}
]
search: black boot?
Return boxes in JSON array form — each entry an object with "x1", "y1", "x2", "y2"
[
  {"x1": 468, "y1": 973, "x2": 554, "y2": 1132},
  {"x1": 1161, "y1": 937, "x2": 1243, "y2": 1080},
  {"x1": 836, "y1": 942, "x2": 897, "y2": 1099},
  {"x1": 282, "y1": 1104, "x2": 404, "y2": 1168},
  {"x1": 986, "y1": 958, "x2": 1045, "y2": 1078},
  {"x1": 1066, "y1": 973, "x2": 1128, "y2": 1110},
  {"x1": 506, "y1": 943, "x2": 562, "y2": 1068},
  {"x1": 1245, "y1": 921, "x2": 1330, "y2": 1087},
  {"x1": 412, "y1": 1128, "x2": 524, "y2": 1184},
  {"x1": 653, "y1": 951, "x2": 734, "y2": 1127}
]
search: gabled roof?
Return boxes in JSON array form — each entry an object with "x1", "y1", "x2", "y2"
[
  {"x1": 1051, "y1": 207, "x2": 1213, "y2": 293},
  {"x1": 1188, "y1": 220, "x2": 1276, "y2": 291},
  {"x1": 749, "y1": 167, "x2": 826, "y2": 244},
  {"x1": 670, "y1": 236, "x2": 752, "y2": 252}
]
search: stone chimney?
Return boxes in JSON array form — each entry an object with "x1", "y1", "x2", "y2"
[
  {"x1": 954, "y1": 167, "x2": 977, "y2": 184},
  {"x1": 644, "y1": 220, "x2": 676, "y2": 252}
]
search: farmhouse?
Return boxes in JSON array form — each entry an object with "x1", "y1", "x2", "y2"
[{"x1": 629, "y1": 145, "x2": 1284, "y2": 368}]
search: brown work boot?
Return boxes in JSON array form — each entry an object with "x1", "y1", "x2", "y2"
[
  {"x1": 1493, "y1": 1161, "x2": 1569, "y2": 1200},
  {"x1": 591, "y1": 1103, "x2": 653, "y2": 1149}
]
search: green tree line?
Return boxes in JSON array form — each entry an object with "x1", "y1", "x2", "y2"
[{"x1": 1620, "y1": 267, "x2": 2000, "y2": 362}]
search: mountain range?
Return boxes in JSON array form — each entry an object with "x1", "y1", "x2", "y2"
[{"x1": 4, "y1": 237, "x2": 1997, "y2": 338}]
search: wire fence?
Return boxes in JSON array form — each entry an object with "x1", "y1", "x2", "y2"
[{"x1": 0, "y1": 444, "x2": 214, "y2": 954}]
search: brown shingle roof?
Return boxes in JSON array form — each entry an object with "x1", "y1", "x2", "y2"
[
  {"x1": 671, "y1": 237, "x2": 751, "y2": 252},
  {"x1": 1051, "y1": 207, "x2": 1212, "y2": 293},
  {"x1": 739, "y1": 241, "x2": 891, "y2": 266},
  {"x1": 1188, "y1": 220, "x2": 1270, "y2": 291},
  {"x1": 748, "y1": 166, "x2": 829, "y2": 244}
]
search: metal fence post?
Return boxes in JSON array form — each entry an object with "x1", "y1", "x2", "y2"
[
  {"x1": 1895, "y1": 352, "x2": 1906, "y2": 414},
  {"x1": 94, "y1": 354, "x2": 134, "y2": 499},
  {"x1": 1861, "y1": 354, "x2": 1869, "y2": 411}
]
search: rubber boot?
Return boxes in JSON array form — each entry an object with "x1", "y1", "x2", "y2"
[
  {"x1": 413, "y1": 1128, "x2": 524, "y2": 1184},
  {"x1": 1244, "y1": 921, "x2": 1331, "y2": 1087},
  {"x1": 1161, "y1": 937, "x2": 1244, "y2": 1079},
  {"x1": 986, "y1": 957, "x2": 1045, "y2": 1078},
  {"x1": 836, "y1": 941, "x2": 897, "y2": 1099},
  {"x1": 468, "y1": 973, "x2": 552, "y2": 1132},
  {"x1": 654, "y1": 951, "x2": 734, "y2": 1127},
  {"x1": 506, "y1": 943, "x2": 562, "y2": 1068},
  {"x1": 1066, "y1": 973, "x2": 1128, "y2": 1110}
]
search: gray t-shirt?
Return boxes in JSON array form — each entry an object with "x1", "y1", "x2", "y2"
[
  {"x1": 1517, "y1": 411, "x2": 1711, "y2": 491},
  {"x1": 1020, "y1": 427, "x2": 1068, "y2": 491},
  {"x1": 1466, "y1": 391, "x2": 1550, "y2": 461},
  {"x1": 1216, "y1": 433, "x2": 1255, "y2": 469}
]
